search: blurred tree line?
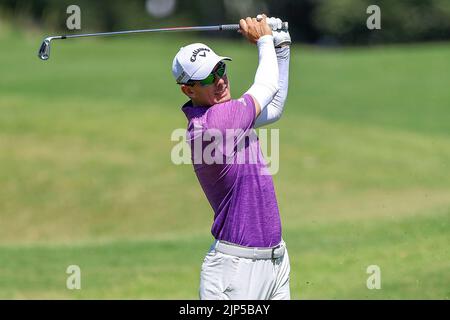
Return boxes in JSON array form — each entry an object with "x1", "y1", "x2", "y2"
[{"x1": 1, "y1": 0, "x2": 449, "y2": 44}]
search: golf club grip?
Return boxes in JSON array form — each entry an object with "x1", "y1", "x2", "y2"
[
  {"x1": 221, "y1": 24, "x2": 240, "y2": 31},
  {"x1": 221, "y1": 22, "x2": 288, "y2": 32}
]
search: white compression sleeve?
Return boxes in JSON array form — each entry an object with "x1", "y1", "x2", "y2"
[
  {"x1": 245, "y1": 35, "x2": 279, "y2": 110},
  {"x1": 254, "y1": 46, "x2": 290, "y2": 128}
]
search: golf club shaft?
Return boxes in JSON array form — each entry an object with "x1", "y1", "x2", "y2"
[
  {"x1": 53, "y1": 25, "x2": 243, "y2": 40},
  {"x1": 38, "y1": 22, "x2": 289, "y2": 60}
]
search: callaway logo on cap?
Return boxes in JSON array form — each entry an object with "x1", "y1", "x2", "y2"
[
  {"x1": 172, "y1": 43, "x2": 232, "y2": 84},
  {"x1": 190, "y1": 47, "x2": 210, "y2": 62}
]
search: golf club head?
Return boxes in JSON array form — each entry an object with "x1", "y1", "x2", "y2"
[{"x1": 38, "y1": 38, "x2": 51, "y2": 60}]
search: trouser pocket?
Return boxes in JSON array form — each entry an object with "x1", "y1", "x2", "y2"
[{"x1": 200, "y1": 251, "x2": 240, "y2": 300}]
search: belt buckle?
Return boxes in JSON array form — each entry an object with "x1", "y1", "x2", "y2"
[{"x1": 271, "y1": 245, "x2": 280, "y2": 260}]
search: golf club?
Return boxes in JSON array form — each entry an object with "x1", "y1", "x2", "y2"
[{"x1": 37, "y1": 22, "x2": 289, "y2": 61}]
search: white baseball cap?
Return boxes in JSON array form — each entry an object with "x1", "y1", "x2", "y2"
[{"x1": 172, "y1": 43, "x2": 232, "y2": 84}]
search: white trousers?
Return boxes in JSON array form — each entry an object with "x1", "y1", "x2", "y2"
[{"x1": 199, "y1": 240, "x2": 291, "y2": 300}]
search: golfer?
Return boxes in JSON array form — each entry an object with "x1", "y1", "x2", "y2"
[{"x1": 172, "y1": 15, "x2": 291, "y2": 300}]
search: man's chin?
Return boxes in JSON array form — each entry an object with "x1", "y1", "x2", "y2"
[{"x1": 214, "y1": 92, "x2": 231, "y2": 104}]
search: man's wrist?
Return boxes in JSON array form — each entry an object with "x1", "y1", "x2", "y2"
[
  {"x1": 275, "y1": 45, "x2": 290, "y2": 59},
  {"x1": 275, "y1": 43, "x2": 290, "y2": 48},
  {"x1": 257, "y1": 35, "x2": 274, "y2": 45}
]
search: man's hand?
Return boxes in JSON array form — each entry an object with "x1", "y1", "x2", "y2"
[
  {"x1": 267, "y1": 17, "x2": 291, "y2": 47},
  {"x1": 239, "y1": 14, "x2": 272, "y2": 44}
]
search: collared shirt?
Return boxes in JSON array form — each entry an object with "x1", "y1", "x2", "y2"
[{"x1": 181, "y1": 94, "x2": 281, "y2": 247}]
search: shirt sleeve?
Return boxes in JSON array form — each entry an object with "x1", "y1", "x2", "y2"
[{"x1": 205, "y1": 94, "x2": 256, "y2": 132}]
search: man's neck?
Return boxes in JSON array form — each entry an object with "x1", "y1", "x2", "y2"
[{"x1": 191, "y1": 99, "x2": 210, "y2": 108}]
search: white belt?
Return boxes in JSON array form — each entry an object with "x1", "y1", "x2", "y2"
[{"x1": 215, "y1": 240, "x2": 285, "y2": 260}]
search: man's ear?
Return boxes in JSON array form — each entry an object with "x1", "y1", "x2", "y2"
[{"x1": 181, "y1": 84, "x2": 195, "y2": 99}]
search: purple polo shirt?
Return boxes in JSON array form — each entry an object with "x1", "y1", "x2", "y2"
[{"x1": 181, "y1": 94, "x2": 281, "y2": 248}]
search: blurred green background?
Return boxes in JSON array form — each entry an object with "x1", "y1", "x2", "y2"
[{"x1": 0, "y1": 0, "x2": 449, "y2": 299}]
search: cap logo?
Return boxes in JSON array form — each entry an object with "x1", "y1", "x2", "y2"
[{"x1": 190, "y1": 48, "x2": 210, "y2": 62}]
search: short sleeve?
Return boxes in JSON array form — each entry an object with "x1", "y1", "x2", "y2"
[{"x1": 206, "y1": 94, "x2": 256, "y2": 132}]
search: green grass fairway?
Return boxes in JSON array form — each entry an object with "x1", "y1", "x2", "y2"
[{"x1": 0, "y1": 31, "x2": 449, "y2": 299}]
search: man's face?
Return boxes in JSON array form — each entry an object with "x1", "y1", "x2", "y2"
[{"x1": 181, "y1": 62, "x2": 231, "y2": 106}]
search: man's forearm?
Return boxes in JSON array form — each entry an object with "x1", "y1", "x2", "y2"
[
  {"x1": 254, "y1": 45, "x2": 290, "y2": 128},
  {"x1": 245, "y1": 35, "x2": 279, "y2": 111}
]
